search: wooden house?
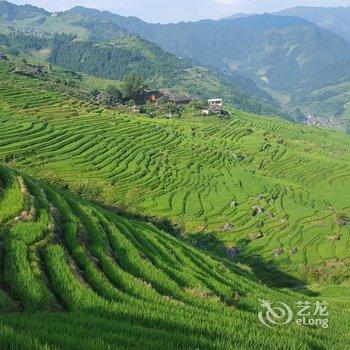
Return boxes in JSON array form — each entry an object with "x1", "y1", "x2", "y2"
[
  {"x1": 141, "y1": 90, "x2": 194, "y2": 107},
  {"x1": 141, "y1": 90, "x2": 165, "y2": 104},
  {"x1": 169, "y1": 96, "x2": 193, "y2": 107}
]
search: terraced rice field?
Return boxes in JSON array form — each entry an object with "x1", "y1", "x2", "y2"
[
  {"x1": 0, "y1": 165, "x2": 349, "y2": 349},
  {"x1": 0, "y1": 61, "x2": 350, "y2": 279}
]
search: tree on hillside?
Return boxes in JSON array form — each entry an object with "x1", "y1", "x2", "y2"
[
  {"x1": 143, "y1": 102, "x2": 157, "y2": 117},
  {"x1": 163, "y1": 102, "x2": 177, "y2": 114},
  {"x1": 122, "y1": 74, "x2": 147, "y2": 103},
  {"x1": 157, "y1": 96, "x2": 170, "y2": 105},
  {"x1": 90, "y1": 89, "x2": 100, "y2": 99},
  {"x1": 105, "y1": 85, "x2": 122, "y2": 105}
]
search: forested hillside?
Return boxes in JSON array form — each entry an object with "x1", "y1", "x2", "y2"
[
  {"x1": 0, "y1": 1, "x2": 282, "y2": 117},
  {"x1": 2, "y1": 1, "x2": 350, "y2": 124},
  {"x1": 67, "y1": 6, "x2": 350, "y2": 126},
  {"x1": 278, "y1": 6, "x2": 350, "y2": 42}
]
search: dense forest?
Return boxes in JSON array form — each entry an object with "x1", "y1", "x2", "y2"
[
  {"x1": 0, "y1": 32, "x2": 284, "y2": 117},
  {"x1": 49, "y1": 36, "x2": 190, "y2": 80}
]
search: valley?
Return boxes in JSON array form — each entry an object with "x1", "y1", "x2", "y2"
[
  {"x1": 0, "y1": 1, "x2": 349, "y2": 349},
  {"x1": 64, "y1": 7, "x2": 350, "y2": 129}
]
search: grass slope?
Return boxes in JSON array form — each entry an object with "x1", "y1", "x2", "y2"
[
  {"x1": 0, "y1": 165, "x2": 349, "y2": 349},
  {"x1": 0, "y1": 61, "x2": 349, "y2": 284}
]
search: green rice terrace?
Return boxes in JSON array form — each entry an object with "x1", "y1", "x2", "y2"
[
  {"x1": 0, "y1": 165, "x2": 349, "y2": 349},
  {"x1": 0, "y1": 53, "x2": 350, "y2": 349},
  {"x1": 0, "y1": 61, "x2": 349, "y2": 283}
]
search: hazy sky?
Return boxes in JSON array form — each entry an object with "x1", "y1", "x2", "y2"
[{"x1": 10, "y1": 0, "x2": 350, "y2": 23}]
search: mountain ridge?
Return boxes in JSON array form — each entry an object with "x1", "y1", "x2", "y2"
[
  {"x1": 277, "y1": 5, "x2": 350, "y2": 42},
  {"x1": 65, "y1": 6, "x2": 350, "y2": 125},
  {"x1": 3, "y1": 1, "x2": 350, "y2": 125},
  {"x1": 0, "y1": 1, "x2": 283, "y2": 117}
]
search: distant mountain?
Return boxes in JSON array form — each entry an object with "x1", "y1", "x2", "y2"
[
  {"x1": 0, "y1": 0, "x2": 48, "y2": 21},
  {"x1": 0, "y1": 1, "x2": 282, "y2": 116},
  {"x1": 278, "y1": 6, "x2": 350, "y2": 42},
  {"x1": 218, "y1": 14, "x2": 312, "y2": 30},
  {"x1": 2, "y1": 1, "x2": 350, "y2": 126},
  {"x1": 66, "y1": 7, "x2": 350, "y2": 124},
  {"x1": 224, "y1": 13, "x2": 255, "y2": 20}
]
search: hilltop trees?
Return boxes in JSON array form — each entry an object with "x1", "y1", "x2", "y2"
[
  {"x1": 105, "y1": 85, "x2": 123, "y2": 105},
  {"x1": 94, "y1": 75, "x2": 147, "y2": 107},
  {"x1": 121, "y1": 74, "x2": 148, "y2": 103}
]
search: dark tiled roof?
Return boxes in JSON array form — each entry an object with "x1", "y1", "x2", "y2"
[{"x1": 170, "y1": 96, "x2": 192, "y2": 103}]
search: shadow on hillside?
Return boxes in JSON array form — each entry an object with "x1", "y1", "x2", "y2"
[
  {"x1": 94, "y1": 199, "x2": 319, "y2": 297},
  {"x1": 190, "y1": 232, "x2": 320, "y2": 298},
  {"x1": 96, "y1": 203, "x2": 185, "y2": 237}
]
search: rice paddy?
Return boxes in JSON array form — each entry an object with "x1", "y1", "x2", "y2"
[
  {"x1": 0, "y1": 62, "x2": 349, "y2": 281},
  {"x1": 0, "y1": 57, "x2": 350, "y2": 349},
  {"x1": 0, "y1": 165, "x2": 349, "y2": 349}
]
